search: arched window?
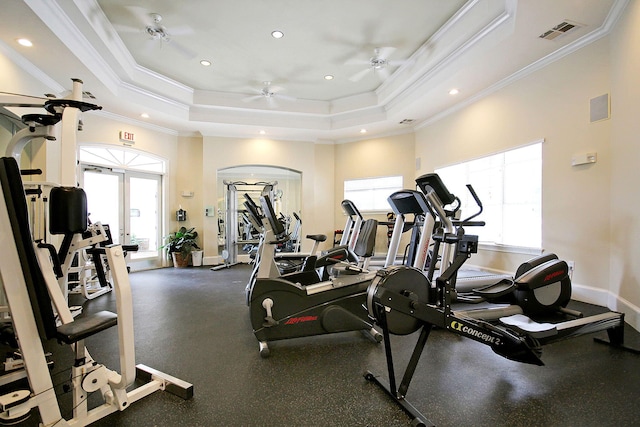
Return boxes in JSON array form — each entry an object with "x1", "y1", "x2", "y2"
[{"x1": 79, "y1": 145, "x2": 165, "y2": 174}]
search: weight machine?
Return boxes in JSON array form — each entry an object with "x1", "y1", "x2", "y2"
[
  {"x1": 212, "y1": 180, "x2": 276, "y2": 270},
  {"x1": 0, "y1": 156, "x2": 193, "y2": 425}
]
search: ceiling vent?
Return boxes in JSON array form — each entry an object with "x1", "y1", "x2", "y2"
[
  {"x1": 539, "y1": 20, "x2": 582, "y2": 40},
  {"x1": 399, "y1": 119, "x2": 414, "y2": 125}
]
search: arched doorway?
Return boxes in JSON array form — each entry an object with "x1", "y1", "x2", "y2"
[{"x1": 216, "y1": 165, "x2": 302, "y2": 264}]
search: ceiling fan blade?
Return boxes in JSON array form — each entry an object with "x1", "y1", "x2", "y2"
[
  {"x1": 345, "y1": 58, "x2": 370, "y2": 66},
  {"x1": 377, "y1": 46, "x2": 397, "y2": 59},
  {"x1": 275, "y1": 93, "x2": 297, "y2": 102},
  {"x1": 388, "y1": 58, "x2": 412, "y2": 68},
  {"x1": 124, "y1": 5, "x2": 153, "y2": 27},
  {"x1": 267, "y1": 97, "x2": 278, "y2": 109},
  {"x1": 112, "y1": 23, "x2": 145, "y2": 34},
  {"x1": 143, "y1": 38, "x2": 157, "y2": 53},
  {"x1": 349, "y1": 68, "x2": 372, "y2": 82},
  {"x1": 167, "y1": 39, "x2": 197, "y2": 59},
  {"x1": 169, "y1": 25, "x2": 194, "y2": 36},
  {"x1": 242, "y1": 95, "x2": 263, "y2": 103},
  {"x1": 375, "y1": 67, "x2": 391, "y2": 81}
]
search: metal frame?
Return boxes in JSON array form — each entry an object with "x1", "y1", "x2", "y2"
[{"x1": 0, "y1": 157, "x2": 193, "y2": 425}]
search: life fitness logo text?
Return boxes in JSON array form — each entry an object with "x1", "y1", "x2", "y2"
[
  {"x1": 285, "y1": 316, "x2": 318, "y2": 325},
  {"x1": 449, "y1": 320, "x2": 500, "y2": 345},
  {"x1": 544, "y1": 269, "x2": 565, "y2": 283}
]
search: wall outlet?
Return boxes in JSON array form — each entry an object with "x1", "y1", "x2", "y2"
[{"x1": 567, "y1": 260, "x2": 575, "y2": 280}]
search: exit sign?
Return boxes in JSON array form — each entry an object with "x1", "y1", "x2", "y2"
[{"x1": 119, "y1": 131, "x2": 135, "y2": 144}]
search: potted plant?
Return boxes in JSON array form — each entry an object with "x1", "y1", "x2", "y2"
[{"x1": 162, "y1": 226, "x2": 200, "y2": 268}]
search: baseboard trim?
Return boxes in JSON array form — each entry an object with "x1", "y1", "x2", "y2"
[{"x1": 566, "y1": 283, "x2": 640, "y2": 332}]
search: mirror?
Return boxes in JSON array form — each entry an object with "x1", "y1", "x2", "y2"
[{"x1": 216, "y1": 165, "x2": 302, "y2": 265}]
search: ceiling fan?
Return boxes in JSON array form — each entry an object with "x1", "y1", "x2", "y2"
[
  {"x1": 116, "y1": 7, "x2": 196, "y2": 59},
  {"x1": 346, "y1": 47, "x2": 408, "y2": 82},
  {"x1": 242, "y1": 82, "x2": 297, "y2": 108}
]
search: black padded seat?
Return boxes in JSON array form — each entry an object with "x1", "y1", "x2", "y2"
[
  {"x1": 56, "y1": 311, "x2": 118, "y2": 344},
  {"x1": 306, "y1": 234, "x2": 327, "y2": 242}
]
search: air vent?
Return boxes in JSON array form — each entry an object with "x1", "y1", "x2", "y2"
[
  {"x1": 539, "y1": 20, "x2": 582, "y2": 40},
  {"x1": 399, "y1": 119, "x2": 414, "y2": 125}
]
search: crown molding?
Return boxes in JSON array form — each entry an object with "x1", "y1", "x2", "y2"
[
  {"x1": 0, "y1": 39, "x2": 65, "y2": 93},
  {"x1": 93, "y1": 109, "x2": 179, "y2": 136},
  {"x1": 416, "y1": 0, "x2": 629, "y2": 131}
]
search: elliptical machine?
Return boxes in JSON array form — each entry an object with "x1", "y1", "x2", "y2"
[
  {"x1": 363, "y1": 174, "x2": 632, "y2": 426},
  {"x1": 247, "y1": 195, "x2": 382, "y2": 357},
  {"x1": 384, "y1": 174, "x2": 572, "y2": 315}
]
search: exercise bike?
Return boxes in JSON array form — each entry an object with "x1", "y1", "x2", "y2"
[
  {"x1": 363, "y1": 174, "x2": 634, "y2": 426},
  {"x1": 247, "y1": 194, "x2": 382, "y2": 357},
  {"x1": 244, "y1": 194, "x2": 328, "y2": 304}
]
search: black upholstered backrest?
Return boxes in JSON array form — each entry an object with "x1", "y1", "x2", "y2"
[
  {"x1": 0, "y1": 157, "x2": 57, "y2": 340},
  {"x1": 353, "y1": 219, "x2": 378, "y2": 258}
]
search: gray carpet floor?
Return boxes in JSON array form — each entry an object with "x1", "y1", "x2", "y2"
[{"x1": 15, "y1": 264, "x2": 640, "y2": 426}]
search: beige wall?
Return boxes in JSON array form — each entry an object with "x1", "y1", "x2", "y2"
[
  {"x1": 415, "y1": 23, "x2": 639, "y2": 329},
  {"x1": 79, "y1": 114, "x2": 180, "y2": 267},
  {"x1": 417, "y1": 38, "x2": 612, "y2": 291},
  {"x1": 334, "y1": 132, "x2": 416, "y2": 255},
  {"x1": 609, "y1": 0, "x2": 640, "y2": 325},
  {"x1": 175, "y1": 135, "x2": 204, "y2": 254}
]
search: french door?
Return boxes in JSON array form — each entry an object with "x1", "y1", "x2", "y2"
[{"x1": 80, "y1": 166, "x2": 162, "y2": 269}]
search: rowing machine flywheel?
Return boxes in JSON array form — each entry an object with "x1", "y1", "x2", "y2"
[{"x1": 367, "y1": 266, "x2": 430, "y2": 335}]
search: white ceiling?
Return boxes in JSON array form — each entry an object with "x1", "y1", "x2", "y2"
[{"x1": 0, "y1": 0, "x2": 626, "y2": 142}]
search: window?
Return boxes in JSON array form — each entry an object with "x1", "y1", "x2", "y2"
[
  {"x1": 344, "y1": 175, "x2": 403, "y2": 211},
  {"x1": 435, "y1": 141, "x2": 542, "y2": 248},
  {"x1": 79, "y1": 145, "x2": 165, "y2": 173}
]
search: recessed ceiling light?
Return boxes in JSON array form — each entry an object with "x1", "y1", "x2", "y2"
[
  {"x1": 360, "y1": 129, "x2": 367, "y2": 134},
  {"x1": 17, "y1": 38, "x2": 33, "y2": 47},
  {"x1": 259, "y1": 130, "x2": 266, "y2": 135},
  {"x1": 449, "y1": 88, "x2": 460, "y2": 95},
  {"x1": 324, "y1": 75, "x2": 334, "y2": 80},
  {"x1": 141, "y1": 113, "x2": 149, "y2": 119},
  {"x1": 271, "y1": 30, "x2": 284, "y2": 39},
  {"x1": 200, "y1": 59, "x2": 212, "y2": 66}
]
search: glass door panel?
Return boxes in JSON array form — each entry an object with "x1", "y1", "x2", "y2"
[
  {"x1": 83, "y1": 170, "x2": 123, "y2": 243},
  {"x1": 128, "y1": 174, "x2": 160, "y2": 260},
  {"x1": 81, "y1": 166, "x2": 162, "y2": 269}
]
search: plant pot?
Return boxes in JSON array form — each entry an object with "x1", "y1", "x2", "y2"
[
  {"x1": 171, "y1": 252, "x2": 190, "y2": 268},
  {"x1": 191, "y1": 250, "x2": 203, "y2": 267}
]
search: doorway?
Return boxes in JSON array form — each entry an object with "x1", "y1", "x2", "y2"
[{"x1": 79, "y1": 145, "x2": 165, "y2": 270}]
